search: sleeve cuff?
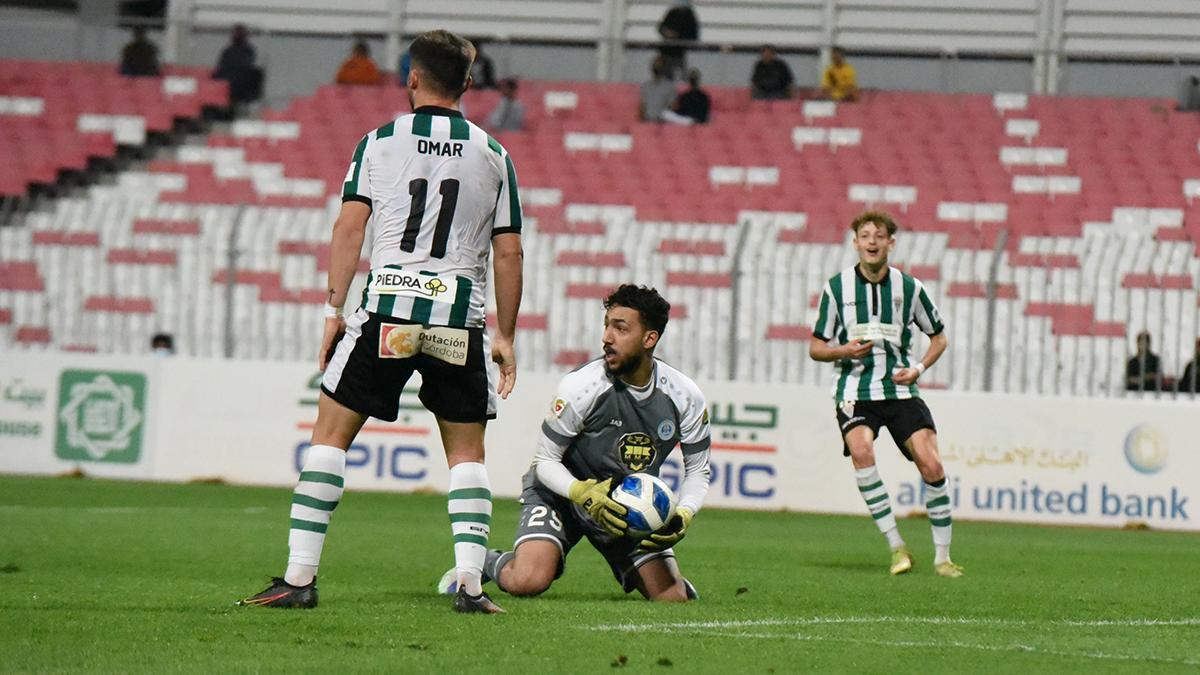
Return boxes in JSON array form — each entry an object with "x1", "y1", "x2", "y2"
[
  {"x1": 491, "y1": 226, "x2": 521, "y2": 237},
  {"x1": 342, "y1": 194, "x2": 372, "y2": 209},
  {"x1": 681, "y1": 439, "x2": 710, "y2": 455}
]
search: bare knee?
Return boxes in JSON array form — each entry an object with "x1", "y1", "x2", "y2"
[
  {"x1": 637, "y1": 558, "x2": 692, "y2": 602},
  {"x1": 311, "y1": 392, "x2": 366, "y2": 448},
  {"x1": 909, "y1": 432, "x2": 944, "y2": 482},
  {"x1": 649, "y1": 581, "x2": 690, "y2": 603},
  {"x1": 500, "y1": 560, "x2": 556, "y2": 597},
  {"x1": 844, "y1": 428, "x2": 876, "y2": 468},
  {"x1": 848, "y1": 442, "x2": 876, "y2": 468},
  {"x1": 504, "y1": 569, "x2": 554, "y2": 597},
  {"x1": 918, "y1": 458, "x2": 945, "y2": 483},
  {"x1": 437, "y1": 419, "x2": 486, "y2": 466}
]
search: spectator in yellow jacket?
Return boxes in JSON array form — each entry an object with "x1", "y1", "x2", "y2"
[{"x1": 821, "y1": 47, "x2": 858, "y2": 102}]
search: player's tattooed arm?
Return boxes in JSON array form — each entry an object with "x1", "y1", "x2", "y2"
[
  {"x1": 326, "y1": 200, "x2": 370, "y2": 310},
  {"x1": 318, "y1": 201, "x2": 369, "y2": 370}
]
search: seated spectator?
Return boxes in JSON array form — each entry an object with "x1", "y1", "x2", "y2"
[
  {"x1": 666, "y1": 68, "x2": 710, "y2": 125},
  {"x1": 213, "y1": 24, "x2": 263, "y2": 104},
  {"x1": 471, "y1": 40, "x2": 497, "y2": 89},
  {"x1": 639, "y1": 57, "x2": 678, "y2": 123},
  {"x1": 336, "y1": 41, "x2": 383, "y2": 86},
  {"x1": 120, "y1": 26, "x2": 160, "y2": 77},
  {"x1": 1125, "y1": 331, "x2": 1162, "y2": 392},
  {"x1": 657, "y1": 0, "x2": 699, "y2": 80},
  {"x1": 750, "y1": 45, "x2": 793, "y2": 100},
  {"x1": 821, "y1": 46, "x2": 858, "y2": 102},
  {"x1": 1177, "y1": 338, "x2": 1200, "y2": 393},
  {"x1": 151, "y1": 333, "x2": 175, "y2": 357},
  {"x1": 487, "y1": 78, "x2": 525, "y2": 131}
]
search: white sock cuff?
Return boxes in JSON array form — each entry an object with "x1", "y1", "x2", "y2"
[
  {"x1": 448, "y1": 461, "x2": 490, "y2": 487},
  {"x1": 854, "y1": 465, "x2": 881, "y2": 484},
  {"x1": 303, "y1": 444, "x2": 346, "y2": 474}
]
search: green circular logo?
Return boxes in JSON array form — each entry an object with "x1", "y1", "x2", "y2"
[{"x1": 1124, "y1": 425, "x2": 1167, "y2": 475}]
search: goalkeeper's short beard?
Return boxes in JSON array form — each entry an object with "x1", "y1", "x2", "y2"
[{"x1": 604, "y1": 351, "x2": 644, "y2": 377}]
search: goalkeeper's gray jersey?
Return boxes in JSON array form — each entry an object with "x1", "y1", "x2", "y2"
[{"x1": 524, "y1": 358, "x2": 711, "y2": 491}]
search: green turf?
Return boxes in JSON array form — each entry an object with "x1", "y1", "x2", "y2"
[{"x1": 0, "y1": 475, "x2": 1197, "y2": 673}]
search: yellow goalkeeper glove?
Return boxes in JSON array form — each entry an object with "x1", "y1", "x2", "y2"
[
  {"x1": 639, "y1": 507, "x2": 693, "y2": 552},
  {"x1": 568, "y1": 478, "x2": 628, "y2": 536}
]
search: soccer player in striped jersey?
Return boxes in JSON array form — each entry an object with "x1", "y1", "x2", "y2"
[
  {"x1": 240, "y1": 30, "x2": 524, "y2": 613},
  {"x1": 809, "y1": 211, "x2": 963, "y2": 578}
]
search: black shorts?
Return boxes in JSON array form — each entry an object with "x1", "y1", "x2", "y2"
[
  {"x1": 320, "y1": 309, "x2": 497, "y2": 423},
  {"x1": 513, "y1": 484, "x2": 675, "y2": 594},
  {"x1": 835, "y1": 398, "x2": 936, "y2": 461}
]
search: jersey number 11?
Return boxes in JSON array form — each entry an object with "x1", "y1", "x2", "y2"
[{"x1": 402, "y1": 178, "x2": 460, "y2": 259}]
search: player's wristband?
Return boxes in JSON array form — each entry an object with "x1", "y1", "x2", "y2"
[
  {"x1": 323, "y1": 302, "x2": 343, "y2": 319},
  {"x1": 914, "y1": 363, "x2": 926, "y2": 377}
]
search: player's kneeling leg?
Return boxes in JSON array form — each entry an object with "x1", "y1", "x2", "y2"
[
  {"x1": 495, "y1": 539, "x2": 561, "y2": 597},
  {"x1": 635, "y1": 556, "x2": 692, "y2": 603}
]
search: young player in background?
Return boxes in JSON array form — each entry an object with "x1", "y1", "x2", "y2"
[
  {"x1": 809, "y1": 211, "x2": 962, "y2": 578},
  {"x1": 439, "y1": 285, "x2": 711, "y2": 601},
  {"x1": 240, "y1": 29, "x2": 524, "y2": 613}
]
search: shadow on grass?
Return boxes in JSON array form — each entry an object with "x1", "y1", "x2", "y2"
[{"x1": 344, "y1": 588, "x2": 639, "y2": 605}]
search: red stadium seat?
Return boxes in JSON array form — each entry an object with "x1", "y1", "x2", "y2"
[
  {"x1": 84, "y1": 296, "x2": 155, "y2": 314},
  {"x1": 15, "y1": 326, "x2": 51, "y2": 344}
]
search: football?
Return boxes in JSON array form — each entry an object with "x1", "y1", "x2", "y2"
[{"x1": 610, "y1": 473, "x2": 676, "y2": 537}]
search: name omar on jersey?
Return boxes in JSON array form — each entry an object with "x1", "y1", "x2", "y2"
[{"x1": 418, "y1": 139, "x2": 464, "y2": 157}]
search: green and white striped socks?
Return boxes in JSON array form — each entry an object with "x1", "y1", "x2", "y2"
[
  {"x1": 284, "y1": 444, "x2": 345, "y2": 587},
  {"x1": 925, "y1": 477, "x2": 953, "y2": 564},
  {"x1": 448, "y1": 462, "x2": 492, "y2": 596},
  {"x1": 856, "y1": 466, "x2": 905, "y2": 550}
]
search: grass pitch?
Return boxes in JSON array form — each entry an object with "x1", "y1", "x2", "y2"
[{"x1": 1, "y1": 475, "x2": 1197, "y2": 673}]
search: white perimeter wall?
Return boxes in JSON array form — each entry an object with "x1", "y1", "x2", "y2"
[{"x1": 1, "y1": 351, "x2": 1194, "y2": 532}]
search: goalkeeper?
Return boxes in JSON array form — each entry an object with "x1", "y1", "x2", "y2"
[{"x1": 439, "y1": 285, "x2": 712, "y2": 601}]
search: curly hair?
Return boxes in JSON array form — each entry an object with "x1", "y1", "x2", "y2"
[
  {"x1": 850, "y1": 210, "x2": 899, "y2": 236},
  {"x1": 603, "y1": 284, "x2": 670, "y2": 335}
]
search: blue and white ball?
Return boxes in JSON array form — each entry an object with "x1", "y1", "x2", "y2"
[{"x1": 610, "y1": 473, "x2": 676, "y2": 537}]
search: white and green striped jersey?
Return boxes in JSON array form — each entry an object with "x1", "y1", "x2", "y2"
[
  {"x1": 342, "y1": 105, "x2": 522, "y2": 328},
  {"x1": 812, "y1": 265, "x2": 945, "y2": 402}
]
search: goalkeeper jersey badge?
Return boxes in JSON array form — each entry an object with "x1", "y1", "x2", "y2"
[
  {"x1": 656, "y1": 419, "x2": 675, "y2": 441},
  {"x1": 618, "y1": 432, "x2": 656, "y2": 472}
]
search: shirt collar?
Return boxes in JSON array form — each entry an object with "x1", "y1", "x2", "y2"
[
  {"x1": 854, "y1": 264, "x2": 891, "y2": 285},
  {"x1": 611, "y1": 360, "x2": 657, "y2": 392},
  {"x1": 413, "y1": 105, "x2": 463, "y2": 118}
]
